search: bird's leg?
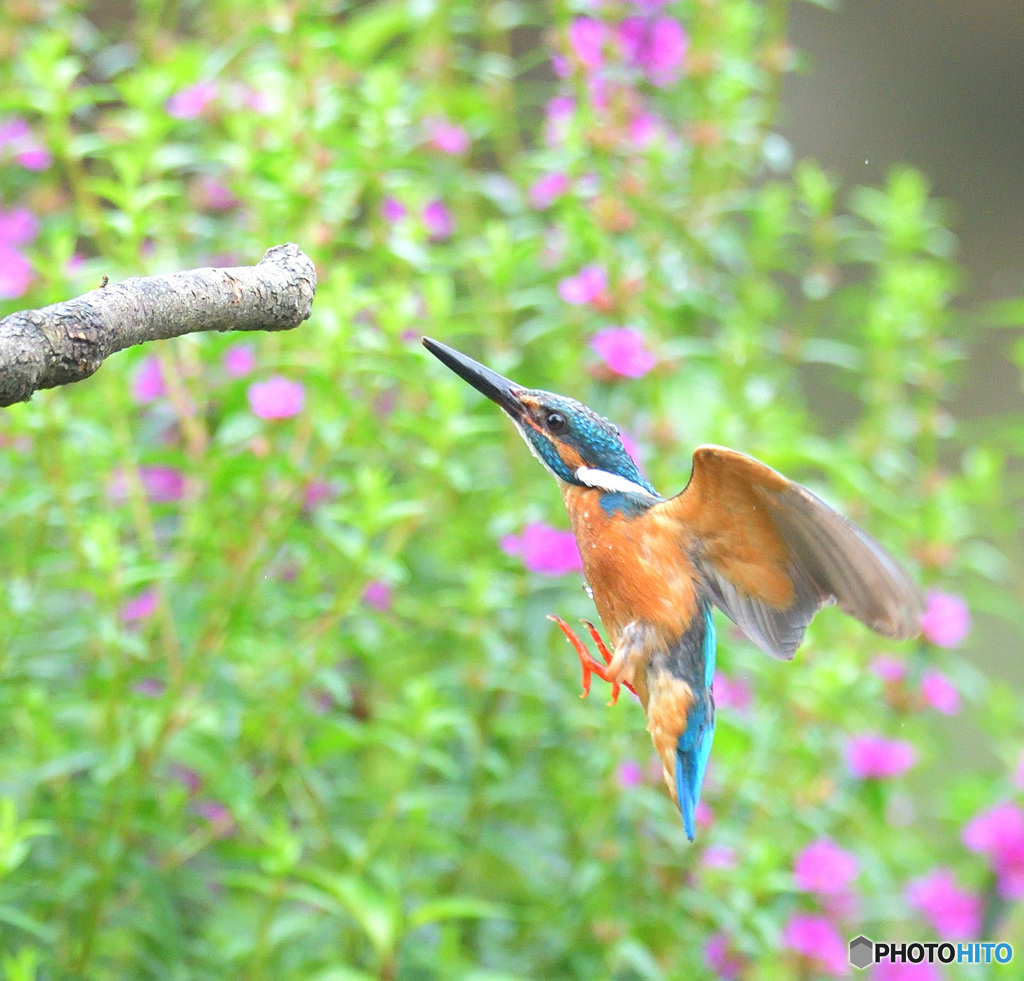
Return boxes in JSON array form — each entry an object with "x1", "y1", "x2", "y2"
[
  {"x1": 581, "y1": 618, "x2": 639, "y2": 705},
  {"x1": 581, "y1": 620, "x2": 612, "y2": 666},
  {"x1": 547, "y1": 615, "x2": 635, "y2": 706},
  {"x1": 600, "y1": 620, "x2": 651, "y2": 696}
]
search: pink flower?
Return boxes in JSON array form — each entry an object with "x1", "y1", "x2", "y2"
[
  {"x1": 223, "y1": 343, "x2": 256, "y2": 378},
  {"x1": 233, "y1": 84, "x2": 274, "y2": 115},
  {"x1": 362, "y1": 580, "x2": 392, "y2": 612},
  {"x1": 0, "y1": 207, "x2": 39, "y2": 245},
  {"x1": 501, "y1": 522, "x2": 583, "y2": 577},
  {"x1": 873, "y1": 962, "x2": 944, "y2": 981},
  {"x1": 616, "y1": 759, "x2": 643, "y2": 789},
  {"x1": 591, "y1": 328, "x2": 657, "y2": 378},
  {"x1": 139, "y1": 466, "x2": 185, "y2": 503},
  {"x1": 166, "y1": 82, "x2": 218, "y2": 119},
  {"x1": 423, "y1": 199, "x2": 453, "y2": 241},
  {"x1": 781, "y1": 914, "x2": 848, "y2": 976},
  {"x1": 920, "y1": 590, "x2": 970, "y2": 648},
  {"x1": 381, "y1": 196, "x2": 406, "y2": 224},
  {"x1": 247, "y1": 376, "x2": 305, "y2": 419},
  {"x1": 303, "y1": 480, "x2": 333, "y2": 511},
  {"x1": 170, "y1": 764, "x2": 202, "y2": 794},
  {"x1": 558, "y1": 264, "x2": 608, "y2": 306},
  {"x1": 15, "y1": 144, "x2": 51, "y2": 170},
  {"x1": 194, "y1": 800, "x2": 234, "y2": 836},
  {"x1": 133, "y1": 677, "x2": 165, "y2": 696},
  {"x1": 0, "y1": 208, "x2": 36, "y2": 297},
  {"x1": 871, "y1": 655, "x2": 907, "y2": 684},
  {"x1": 962, "y1": 800, "x2": 1024, "y2": 854},
  {"x1": 920, "y1": 669, "x2": 961, "y2": 715},
  {"x1": 121, "y1": 589, "x2": 158, "y2": 623},
  {"x1": 704, "y1": 932, "x2": 744, "y2": 980},
  {"x1": 195, "y1": 177, "x2": 238, "y2": 211},
  {"x1": 906, "y1": 868, "x2": 981, "y2": 939},
  {"x1": 195, "y1": 800, "x2": 229, "y2": 822},
  {"x1": 713, "y1": 673, "x2": 752, "y2": 714},
  {"x1": 0, "y1": 246, "x2": 33, "y2": 299},
  {"x1": 568, "y1": 17, "x2": 608, "y2": 71},
  {"x1": 845, "y1": 734, "x2": 917, "y2": 779},
  {"x1": 619, "y1": 19, "x2": 649, "y2": 65},
  {"x1": 641, "y1": 17, "x2": 689, "y2": 87},
  {"x1": 695, "y1": 799, "x2": 714, "y2": 828},
  {"x1": 628, "y1": 110, "x2": 662, "y2": 147},
  {"x1": 0, "y1": 118, "x2": 31, "y2": 145},
  {"x1": 131, "y1": 356, "x2": 166, "y2": 403},
  {"x1": 426, "y1": 117, "x2": 470, "y2": 155},
  {"x1": 702, "y1": 844, "x2": 737, "y2": 869},
  {"x1": 962, "y1": 800, "x2": 1024, "y2": 899},
  {"x1": 0, "y1": 117, "x2": 51, "y2": 170},
  {"x1": 794, "y1": 839, "x2": 859, "y2": 895},
  {"x1": 529, "y1": 172, "x2": 570, "y2": 210},
  {"x1": 619, "y1": 16, "x2": 688, "y2": 87}
]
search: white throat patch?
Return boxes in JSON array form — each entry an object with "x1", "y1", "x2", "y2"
[{"x1": 575, "y1": 466, "x2": 656, "y2": 498}]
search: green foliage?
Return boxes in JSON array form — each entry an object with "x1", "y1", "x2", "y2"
[{"x1": 0, "y1": 1, "x2": 1020, "y2": 978}]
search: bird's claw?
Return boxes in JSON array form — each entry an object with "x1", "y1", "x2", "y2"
[{"x1": 547, "y1": 614, "x2": 635, "y2": 706}]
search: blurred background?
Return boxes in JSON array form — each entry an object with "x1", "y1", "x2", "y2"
[
  {"x1": 787, "y1": 0, "x2": 1023, "y2": 307},
  {"x1": 782, "y1": 0, "x2": 1024, "y2": 692},
  {"x1": 0, "y1": 1, "x2": 1022, "y2": 979}
]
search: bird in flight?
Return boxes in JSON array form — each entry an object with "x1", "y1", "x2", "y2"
[{"x1": 424, "y1": 337, "x2": 924, "y2": 839}]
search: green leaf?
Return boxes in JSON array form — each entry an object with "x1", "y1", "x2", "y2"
[
  {"x1": 297, "y1": 872, "x2": 400, "y2": 958},
  {"x1": 337, "y1": 2, "x2": 410, "y2": 66},
  {"x1": 407, "y1": 896, "x2": 507, "y2": 931},
  {"x1": 0, "y1": 904, "x2": 56, "y2": 943}
]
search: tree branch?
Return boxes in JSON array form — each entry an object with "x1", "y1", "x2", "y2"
[{"x1": 0, "y1": 243, "x2": 317, "y2": 408}]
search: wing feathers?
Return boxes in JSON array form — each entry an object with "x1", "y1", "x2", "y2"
[
  {"x1": 768, "y1": 480, "x2": 923, "y2": 638},
  {"x1": 703, "y1": 563, "x2": 826, "y2": 660},
  {"x1": 657, "y1": 446, "x2": 924, "y2": 660}
]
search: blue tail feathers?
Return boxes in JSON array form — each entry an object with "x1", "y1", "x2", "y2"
[
  {"x1": 676, "y1": 605, "x2": 716, "y2": 841},
  {"x1": 676, "y1": 700, "x2": 715, "y2": 841}
]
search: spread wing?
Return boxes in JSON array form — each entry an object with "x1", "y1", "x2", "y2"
[{"x1": 651, "y1": 445, "x2": 925, "y2": 660}]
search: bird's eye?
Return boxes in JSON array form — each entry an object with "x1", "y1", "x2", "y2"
[{"x1": 545, "y1": 411, "x2": 566, "y2": 433}]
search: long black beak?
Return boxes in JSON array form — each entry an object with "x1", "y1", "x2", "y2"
[{"x1": 422, "y1": 337, "x2": 526, "y2": 419}]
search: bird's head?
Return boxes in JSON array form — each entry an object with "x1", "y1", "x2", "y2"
[{"x1": 424, "y1": 337, "x2": 658, "y2": 499}]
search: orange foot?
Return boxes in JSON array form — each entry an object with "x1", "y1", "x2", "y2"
[{"x1": 547, "y1": 615, "x2": 637, "y2": 706}]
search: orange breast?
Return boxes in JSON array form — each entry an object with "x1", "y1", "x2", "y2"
[{"x1": 562, "y1": 485, "x2": 699, "y2": 651}]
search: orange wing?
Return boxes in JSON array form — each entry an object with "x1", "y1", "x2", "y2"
[{"x1": 652, "y1": 445, "x2": 925, "y2": 660}]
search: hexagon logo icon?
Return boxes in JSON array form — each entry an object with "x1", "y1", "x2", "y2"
[{"x1": 849, "y1": 935, "x2": 874, "y2": 970}]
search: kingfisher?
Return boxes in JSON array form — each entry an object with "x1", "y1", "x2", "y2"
[{"x1": 423, "y1": 337, "x2": 924, "y2": 840}]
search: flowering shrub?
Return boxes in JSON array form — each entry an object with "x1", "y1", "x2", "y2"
[{"x1": 0, "y1": 1, "x2": 1019, "y2": 979}]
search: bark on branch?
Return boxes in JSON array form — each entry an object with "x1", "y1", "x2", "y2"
[{"x1": 0, "y1": 243, "x2": 317, "y2": 408}]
